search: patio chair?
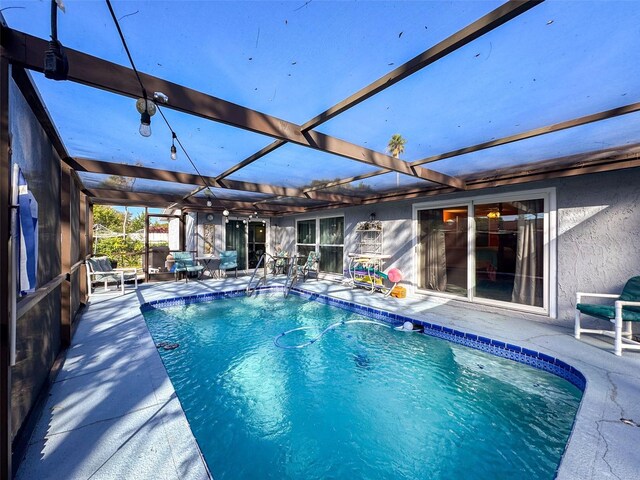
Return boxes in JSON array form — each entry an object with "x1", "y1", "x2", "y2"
[
  {"x1": 219, "y1": 251, "x2": 238, "y2": 277},
  {"x1": 173, "y1": 251, "x2": 204, "y2": 282},
  {"x1": 266, "y1": 249, "x2": 288, "y2": 275},
  {"x1": 86, "y1": 256, "x2": 138, "y2": 297},
  {"x1": 298, "y1": 251, "x2": 320, "y2": 281},
  {"x1": 575, "y1": 276, "x2": 640, "y2": 356}
]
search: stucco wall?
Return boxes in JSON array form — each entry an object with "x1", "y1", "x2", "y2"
[
  {"x1": 276, "y1": 167, "x2": 640, "y2": 326},
  {"x1": 555, "y1": 169, "x2": 640, "y2": 322}
]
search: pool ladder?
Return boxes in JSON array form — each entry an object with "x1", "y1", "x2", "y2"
[
  {"x1": 283, "y1": 260, "x2": 300, "y2": 298},
  {"x1": 246, "y1": 253, "x2": 300, "y2": 297},
  {"x1": 246, "y1": 253, "x2": 270, "y2": 296}
]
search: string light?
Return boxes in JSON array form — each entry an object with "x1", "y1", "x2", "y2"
[
  {"x1": 107, "y1": 0, "x2": 218, "y2": 208},
  {"x1": 204, "y1": 188, "x2": 213, "y2": 207},
  {"x1": 170, "y1": 132, "x2": 177, "y2": 160},
  {"x1": 135, "y1": 96, "x2": 156, "y2": 137}
]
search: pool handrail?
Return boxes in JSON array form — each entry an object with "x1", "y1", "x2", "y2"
[
  {"x1": 284, "y1": 254, "x2": 306, "y2": 298},
  {"x1": 246, "y1": 252, "x2": 270, "y2": 296}
]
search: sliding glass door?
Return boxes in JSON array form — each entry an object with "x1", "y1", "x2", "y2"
[
  {"x1": 418, "y1": 207, "x2": 468, "y2": 296},
  {"x1": 319, "y1": 217, "x2": 344, "y2": 274},
  {"x1": 415, "y1": 191, "x2": 551, "y2": 313},
  {"x1": 474, "y1": 200, "x2": 544, "y2": 307}
]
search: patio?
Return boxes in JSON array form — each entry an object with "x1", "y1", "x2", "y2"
[
  {"x1": 1, "y1": 1, "x2": 640, "y2": 478},
  {"x1": 14, "y1": 278, "x2": 640, "y2": 479}
]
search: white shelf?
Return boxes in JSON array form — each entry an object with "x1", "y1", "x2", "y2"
[{"x1": 354, "y1": 225, "x2": 383, "y2": 256}]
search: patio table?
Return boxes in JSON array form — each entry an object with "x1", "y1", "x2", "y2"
[{"x1": 196, "y1": 256, "x2": 220, "y2": 279}]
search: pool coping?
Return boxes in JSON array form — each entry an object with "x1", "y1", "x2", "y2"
[{"x1": 141, "y1": 285, "x2": 586, "y2": 392}]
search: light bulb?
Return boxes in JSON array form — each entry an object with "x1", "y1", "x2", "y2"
[
  {"x1": 139, "y1": 110, "x2": 151, "y2": 137},
  {"x1": 170, "y1": 144, "x2": 177, "y2": 160},
  {"x1": 206, "y1": 199, "x2": 212, "y2": 207},
  {"x1": 139, "y1": 123, "x2": 151, "y2": 137},
  {"x1": 222, "y1": 209, "x2": 229, "y2": 217},
  {"x1": 235, "y1": 223, "x2": 239, "y2": 229}
]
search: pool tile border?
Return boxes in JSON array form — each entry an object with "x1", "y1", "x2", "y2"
[{"x1": 140, "y1": 286, "x2": 586, "y2": 391}]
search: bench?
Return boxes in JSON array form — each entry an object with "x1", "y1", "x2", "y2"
[{"x1": 86, "y1": 256, "x2": 138, "y2": 297}]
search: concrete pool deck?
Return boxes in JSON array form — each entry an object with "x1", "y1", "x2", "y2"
[{"x1": 15, "y1": 277, "x2": 640, "y2": 480}]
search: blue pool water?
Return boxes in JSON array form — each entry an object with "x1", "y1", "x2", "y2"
[{"x1": 143, "y1": 294, "x2": 581, "y2": 480}]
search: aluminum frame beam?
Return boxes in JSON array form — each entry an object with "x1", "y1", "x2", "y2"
[
  {"x1": 65, "y1": 157, "x2": 363, "y2": 204},
  {"x1": 215, "y1": 0, "x2": 543, "y2": 182},
  {"x1": 301, "y1": 101, "x2": 640, "y2": 193},
  {"x1": 0, "y1": 26, "x2": 463, "y2": 189},
  {"x1": 86, "y1": 188, "x2": 308, "y2": 214}
]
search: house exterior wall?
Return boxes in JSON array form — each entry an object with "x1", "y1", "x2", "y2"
[
  {"x1": 277, "y1": 167, "x2": 640, "y2": 326},
  {"x1": 554, "y1": 169, "x2": 640, "y2": 322}
]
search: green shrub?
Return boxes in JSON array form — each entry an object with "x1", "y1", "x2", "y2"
[{"x1": 94, "y1": 237, "x2": 144, "y2": 268}]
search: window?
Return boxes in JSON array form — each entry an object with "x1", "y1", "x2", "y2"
[
  {"x1": 296, "y1": 216, "x2": 344, "y2": 274},
  {"x1": 414, "y1": 190, "x2": 552, "y2": 314},
  {"x1": 226, "y1": 220, "x2": 247, "y2": 269},
  {"x1": 296, "y1": 219, "x2": 316, "y2": 259}
]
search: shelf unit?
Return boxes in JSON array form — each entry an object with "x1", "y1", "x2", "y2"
[
  {"x1": 354, "y1": 222, "x2": 383, "y2": 256},
  {"x1": 347, "y1": 222, "x2": 391, "y2": 294}
]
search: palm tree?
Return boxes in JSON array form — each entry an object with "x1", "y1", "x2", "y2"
[{"x1": 387, "y1": 134, "x2": 407, "y2": 187}]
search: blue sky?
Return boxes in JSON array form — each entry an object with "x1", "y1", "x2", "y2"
[{"x1": 3, "y1": 1, "x2": 640, "y2": 195}]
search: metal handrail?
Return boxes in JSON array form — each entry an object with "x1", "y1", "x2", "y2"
[
  {"x1": 246, "y1": 253, "x2": 269, "y2": 296},
  {"x1": 283, "y1": 255, "x2": 303, "y2": 298}
]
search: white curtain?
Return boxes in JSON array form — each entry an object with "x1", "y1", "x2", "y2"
[
  {"x1": 511, "y1": 201, "x2": 539, "y2": 305},
  {"x1": 185, "y1": 213, "x2": 196, "y2": 253},
  {"x1": 422, "y1": 218, "x2": 447, "y2": 291}
]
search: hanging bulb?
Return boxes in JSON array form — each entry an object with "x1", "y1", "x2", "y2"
[
  {"x1": 136, "y1": 97, "x2": 156, "y2": 137},
  {"x1": 170, "y1": 132, "x2": 177, "y2": 160},
  {"x1": 222, "y1": 209, "x2": 230, "y2": 217},
  {"x1": 225, "y1": 218, "x2": 229, "y2": 223},
  {"x1": 206, "y1": 199, "x2": 212, "y2": 207},
  {"x1": 139, "y1": 110, "x2": 151, "y2": 137},
  {"x1": 235, "y1": 223, "x2": 239, "y2": 229}
]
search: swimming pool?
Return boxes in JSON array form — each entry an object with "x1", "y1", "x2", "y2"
[{"x1": 142, "y1": 289, "x2": 582, "y2": 480}]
